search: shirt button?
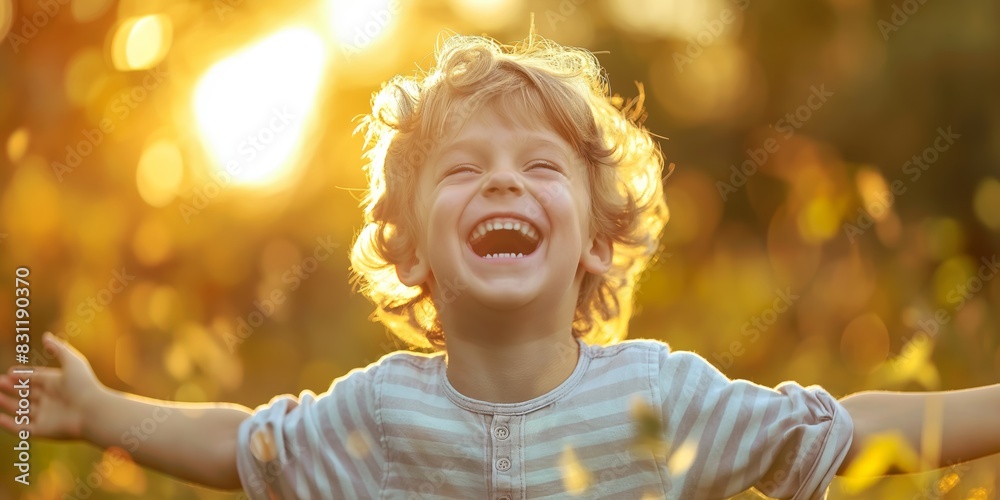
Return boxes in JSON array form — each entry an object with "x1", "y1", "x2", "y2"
[
  {"x1": 496, "y1": 458, "x2": 511, "y2": 471},
  {"x1": 494, "y1": 426, "x2": 509, "y2": 440},
  {"x1": 497, "y1": 496, "x2": 511, "y2": 500}
]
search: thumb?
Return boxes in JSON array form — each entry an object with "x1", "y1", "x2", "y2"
[{"x1": 42, "y1": 332, "x2": 82, "y2": 367}]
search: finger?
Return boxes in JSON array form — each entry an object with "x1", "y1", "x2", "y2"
[
  {"x1": 0, "y1": 392, "x2": 17, "y2": 416},
  {"x1": 24, "y1": 368, "x2": 61, "y2": 392},
  {"x1": 0, "y1": 369, "x2": 61, "y2": 393},
  {"x1": 42, "y1": 332, "x2": 85, "y2": 368},
  {"x1": 0, "y1": 371, "x2": 59, "y2": 412},
  {"x1": 0, "y1": 413, "x2": 23, "y2": 435},
  {"x1": 0, "y1": 374, "x2": 21, "y2": 395},
  {"x1": 6, "y1": 365, "x2": 52, "y2": 375}
]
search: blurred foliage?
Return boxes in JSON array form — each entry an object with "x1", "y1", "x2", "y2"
[{"x1": 1, "y1": 0, "x2": 999, "y2": 498}]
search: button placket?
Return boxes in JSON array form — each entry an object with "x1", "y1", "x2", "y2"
[{"x1": 490, "y1": 415, "x2": 516, "y2": 499}]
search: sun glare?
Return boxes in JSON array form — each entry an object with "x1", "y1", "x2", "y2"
[
  {"x1": 193, "y1": 28, "x2": 326, "y2": 187},
  {"x1": 327, "y1": 0, "x2": 395, "y2": 50},
  {"x1": 111, "y1": 14, "x2": 172, "y2": 71}
]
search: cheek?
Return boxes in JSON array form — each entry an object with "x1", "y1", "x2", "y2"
[
  {"x1": 548, "y1": 182, "x2": 590, "y2": 231},
  {"x1": 424, "y1": 188, "x2": 466, "y2": 235}
]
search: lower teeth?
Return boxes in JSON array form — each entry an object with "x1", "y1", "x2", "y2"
[{"x1": 485, "y1": 253, "x2": 524, "y2": 259}]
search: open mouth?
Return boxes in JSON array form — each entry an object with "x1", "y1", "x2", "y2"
[{"x1": 468, "y1": 217, "x2": 541, "y2": 259}]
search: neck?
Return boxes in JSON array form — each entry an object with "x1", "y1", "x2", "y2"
[{"x1": 441, "y1": 302, "x2": 581, "y2": 404}]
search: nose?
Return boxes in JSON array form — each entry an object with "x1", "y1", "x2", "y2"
[{"x1": 481, "y1": 168, "x2": 524, "y2": 197}]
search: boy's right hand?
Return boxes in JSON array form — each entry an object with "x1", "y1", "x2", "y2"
[{"x1": 0, "y1": 332, "x2": 105, "y2": 441}]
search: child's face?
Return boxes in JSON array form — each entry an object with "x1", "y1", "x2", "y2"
[{"x1": 396, "y1": 106, "x2": 612, "y2": 315}]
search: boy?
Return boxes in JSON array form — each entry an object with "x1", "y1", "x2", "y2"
[{"x1": 2, "y1": 33, "x2": 1000, "y2": 499}]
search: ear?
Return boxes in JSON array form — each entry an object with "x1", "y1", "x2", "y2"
[
  {"x1": 581, "y1": 233, "x2": 613, "y2": 275},
  {"x1": 395, "y1": 248, "x2": 431, "y2": 287}
]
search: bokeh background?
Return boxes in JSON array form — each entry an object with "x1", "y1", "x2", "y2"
[{"x1": 2, "y1": 0, "x2": 1000, "y2": 498}]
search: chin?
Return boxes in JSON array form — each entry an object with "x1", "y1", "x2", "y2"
[{"x1": 473, "y1": 289, "x2": 538, "y2": 311}]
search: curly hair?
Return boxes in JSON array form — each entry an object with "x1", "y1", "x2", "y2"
[{"x1": 350, "y1": 33, "x2": 669, "y2": 350}]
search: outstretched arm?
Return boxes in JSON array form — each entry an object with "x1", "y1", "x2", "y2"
[
  {"x1": 0, "y1": 333, "x2": 252, "y2": 490},
  {"x1": 837, "y1": 384, "x2": 1000, "y2": 475}
]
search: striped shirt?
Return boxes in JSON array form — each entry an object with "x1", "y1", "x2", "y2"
[{"x1": 236, "y1": 339, "x2": 853, "y2": 499}]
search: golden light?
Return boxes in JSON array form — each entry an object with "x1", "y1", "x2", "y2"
[
  {"x1": 923, "y1": 217, "x2": 964, "y2": 261},
  {"x1": 6, "y1": 127, "x2": 28, "y2": 163},
  {"x1": 840, "y1": 433, "x2": 919, "y2": 493},
  {"x1": 666, "y1": 440, "x2": 697, "y2": 475},
  {"x1": 1, "y1": 0, "x2": 13, "y2": 44},
  {"x1": 328, "y1": 0, "x2": 396, "y2": 49},
  {"x1": 933, "y1": 255, "x2": 974, "y2": 305},
  {"x1": 72, "y1": 0, "x2": 113, "y2": 23},
  {"x1": 605, "y1": 0, "x2": 730, "y2": 39},
  {"x1": 650, "y1": 43, "x2": 754, "y2": 126},
  {"x1": 132, "y1": 215, "x2": 175, "y2": 266},
  {"x1": 149, "y1": 285, "x2": 180, "y2": 330},
  {"x1": 840, "y1": 312, "x2": 890, "y2": 372},
  {"x1": 100, "y1": 447, "x2": 148, "y2": 495},
  {"x1": 935, "y1": 472, "x2": 960, "y2": 495},
  {"x1": 250, "y1": 428, "x2": 278, "y2": 462},
  {"x1": 449, "y1": 0, "x2": 525, "y2": 31},
  {"x1": 797, "y1": 196, "x2": 841, "y2": 244},
  {"x1": 968, "y1": 487, "x2": 990, "y2": 500},
  {"x1": 346, "y1": 430, "x2": 373, "y2": 459},
  {"x1": 559, "y1": 445, "x2": 592, "y2": 495},
  {"x1": 1, "y1": 157, "x2": 60, "y2": 247},
  {"x1": 64, "y1": 48, "x2": 106, "y2": 106},
  {"x1": 856, "y1": 167, "x2": 892, "y2": 222},
  {"x1": 193, "y1": 28, "x2": 326, "y2": 187},
  {"x1": 111, "y1": 14, "x2": 172, "y2": 70},
  {"x1": 973, "y1": 177, "x2": 1000, "y2": 231},
  {"x1": 136, "y1": 139, "x2": 184, "y2": 207}
]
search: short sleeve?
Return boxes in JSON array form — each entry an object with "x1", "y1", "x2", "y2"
[
  {"x1": 656, "y1": 348, "x2": 853, "y2": 500},
  {"x1": 236, "y1": 364, "x2": 385, "y2": 499}
]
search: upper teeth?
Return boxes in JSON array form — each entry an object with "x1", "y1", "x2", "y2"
[{"x1": 469, "y1": 217, "x2": 540, "y2": 242}]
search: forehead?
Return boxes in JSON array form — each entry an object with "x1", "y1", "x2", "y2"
[
  {"x1": 439, "y1": 112, "x2": 571, "y2": 155},
  {"x1": 430, "y1": 104, "x2": 579, "y2": 163}
]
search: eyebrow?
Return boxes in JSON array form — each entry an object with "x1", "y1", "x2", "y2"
[{"x1": 433, "y1": 135, "x2": 574, "y2": 161}]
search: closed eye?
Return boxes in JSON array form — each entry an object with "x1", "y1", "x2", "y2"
[
  {"x1": 528, "y1": 161, "x2": 563, "y2": 173},
  {"x1": 445, "y1": 165, "x2": 478, "y2": 176}
]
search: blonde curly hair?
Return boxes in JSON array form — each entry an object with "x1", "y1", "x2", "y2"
[{"x1": 350, "y1": 33, "x2": 669, "y2": 350}]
